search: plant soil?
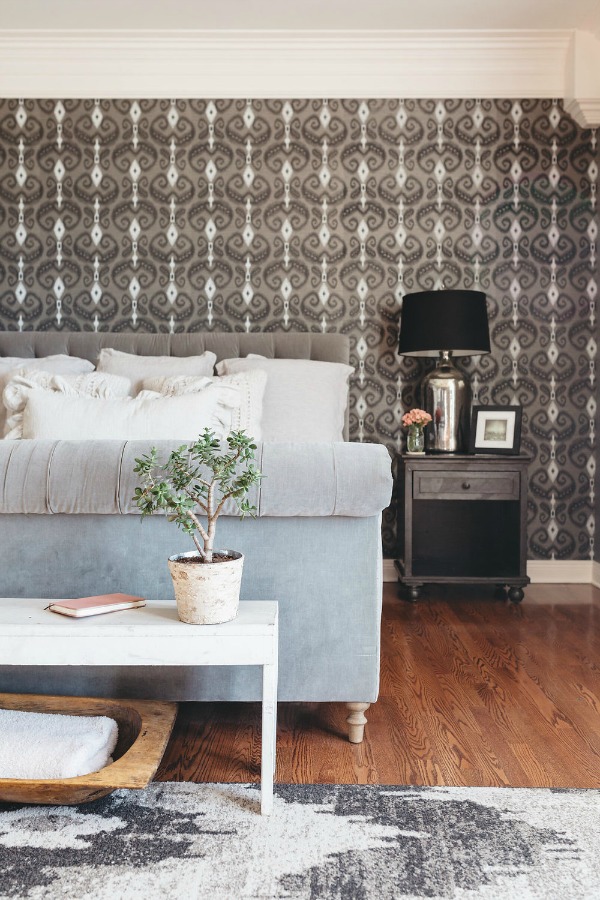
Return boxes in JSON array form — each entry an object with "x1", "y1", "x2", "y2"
[{"x1": 180, "y1": 553, "x2": 235, "y2": 565}]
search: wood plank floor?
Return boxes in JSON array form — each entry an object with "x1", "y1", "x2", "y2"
[{"x1": 156, "y1": 581, "x2": 600, "y2": 788}]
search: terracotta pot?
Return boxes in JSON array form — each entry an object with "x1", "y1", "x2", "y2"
[{"x1": 167, "y1": 550, "x2": 243, "y2": 625}]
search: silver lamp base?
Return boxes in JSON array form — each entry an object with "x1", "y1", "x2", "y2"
[{"x1": 422, "y1": 351, "x2": 471, "y2": 453}]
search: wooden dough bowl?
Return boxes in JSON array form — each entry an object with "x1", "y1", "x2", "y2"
[{"x1": 0, "y1": 693, "x2": 178, "y2": 805}]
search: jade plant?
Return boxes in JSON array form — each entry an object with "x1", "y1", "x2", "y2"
[{"x1": 133, "y1": 429, "x2": 262, "y2": 563}]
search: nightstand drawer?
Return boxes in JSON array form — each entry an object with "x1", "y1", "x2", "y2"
[{"x1": 413, "y1": 470, "x2": 520, "y2": 500}]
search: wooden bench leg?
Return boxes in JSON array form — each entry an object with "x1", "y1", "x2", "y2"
[
  {"x1": 261, "y1": 662, "x2": 277, "y2": 815},
  {"x1": 346, "y1": 702, "x2": 370, "y2": 743}
]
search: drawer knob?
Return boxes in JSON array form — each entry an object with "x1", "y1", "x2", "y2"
[{"x1": 462, "y1": 481, "x2": 471, "y2": 490}]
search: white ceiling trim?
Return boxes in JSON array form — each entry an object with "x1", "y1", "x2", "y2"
[{"x1": 0, "y1": 28, "x2": 598, "y2": 125}]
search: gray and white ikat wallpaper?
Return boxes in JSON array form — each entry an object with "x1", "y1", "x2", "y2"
[{"x1": 0, "y1": 99, "x2": 597, "y2": 559}]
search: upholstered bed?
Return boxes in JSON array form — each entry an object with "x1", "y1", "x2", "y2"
[{"x1": 0, "y1": 332, "x2": 392, "y2": 742}]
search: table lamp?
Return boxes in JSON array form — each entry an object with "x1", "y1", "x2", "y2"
[{"x1": 398, "y1": 290, "x2": 491, "y2": 453}]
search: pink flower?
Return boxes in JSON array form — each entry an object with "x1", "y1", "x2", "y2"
[{"x1": 402, "y1": 408, "x2": 432, "y2": 428}]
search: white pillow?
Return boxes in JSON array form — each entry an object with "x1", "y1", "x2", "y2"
[
  {"x1": 96, "y1": 348, "x2": 217, "y2": 394},
  {"x1": 0, "y1": 354, "x2": 95, "y2": 435},
  {"x1": 142, "y1": 368, "x2": 267, "y2": 441},
  {"x1": 3, "y1": 370, "x2": 131, "y2": 439},
  {"x1": 22, "y1": 384, "x2": 240, "y2": 441},
  {"x1": 216, "y1": 357, "x2": 353, "y2": 442}
]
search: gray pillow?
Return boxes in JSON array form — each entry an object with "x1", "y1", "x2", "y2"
[{"x1": 96, "y1": 348, "x2": 217, "y2": 394}]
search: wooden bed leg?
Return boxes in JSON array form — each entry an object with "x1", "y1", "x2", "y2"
[{"x1": 346, "y1": 702, "x2": 370, "y2": 743}]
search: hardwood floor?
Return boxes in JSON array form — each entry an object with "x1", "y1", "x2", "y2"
[{"x1": 156, "y1": 581, "x2": 600, "y2": 788}]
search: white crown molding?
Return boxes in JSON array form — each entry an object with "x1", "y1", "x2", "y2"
[
  {"x1": 383, "y1": 559, "x2": 595, "y2": 584},
  {"x1": 563, "y1": 99, "x2": 600, "y2": 128},
  {"x1": 0, "y1": 28, "x2": 597, "y2": 124},
  {"x1": 564, "y1": 29, "x2": 600, "y2": 126},
  {"x1": 0, "y1": 28, "x2": 575, "y2": 102}
]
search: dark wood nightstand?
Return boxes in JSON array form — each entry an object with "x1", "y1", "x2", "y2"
[{"x1": 394, "y1": 454, "x2": 530, "y2": 603}]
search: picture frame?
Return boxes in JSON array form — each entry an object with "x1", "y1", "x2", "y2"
[{"x1": 469, "y1": 405, "x2": 522, "y2": 455}]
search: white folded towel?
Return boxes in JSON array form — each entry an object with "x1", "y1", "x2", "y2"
[{"x1": 0, "y1": 708, "x2": 118, "y2": 780}]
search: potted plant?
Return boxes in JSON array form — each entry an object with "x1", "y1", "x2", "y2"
[{"x1": 133, "y1": 429, "x2": 262, "y2": 625}]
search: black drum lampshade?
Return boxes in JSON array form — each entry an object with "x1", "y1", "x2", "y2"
[
  {"x1": 398, "y1": 290, "x2": 491, "y2": 357},
  {"x1": 398, "y1": 290, "x2": 491, "y2": 452}
]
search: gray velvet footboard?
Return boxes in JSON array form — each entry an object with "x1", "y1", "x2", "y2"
[
  {"x1": 0, "y1": 513, "x2": 382, "y2": 703},
  {"x1": 0, "y1": 439, "x2": 391, "y2": 705}
]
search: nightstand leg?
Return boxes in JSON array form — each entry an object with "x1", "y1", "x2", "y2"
[
  {"x1": 407, "y1": 584, "x2": 422, "y2": 602},
  {"x1": 508, "y1": 586, "x2": 525, "y2": 604}
]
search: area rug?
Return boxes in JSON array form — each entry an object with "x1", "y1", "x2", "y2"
[{"x1": 0, "y1": 784, "x2": 598, "y2": 899}]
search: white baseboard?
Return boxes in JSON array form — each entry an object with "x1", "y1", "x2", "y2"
[
  {"x1": 383, "y1": 558, "x2": 596, "y2": 585},
  {"x1": 382, "y1": 560, "x2": 397, "y2": 582},
  {"x1": 526, "y1": 561, "x2": 593, "y2": 584}
]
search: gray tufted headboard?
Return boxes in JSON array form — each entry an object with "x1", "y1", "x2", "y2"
[{"x1": 0, "y1": 331, "x2": 351, "y2": 439}]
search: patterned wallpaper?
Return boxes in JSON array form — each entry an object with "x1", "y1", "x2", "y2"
[{"x1": 0, "y1": 99, "x2": 597, "y2": 560}]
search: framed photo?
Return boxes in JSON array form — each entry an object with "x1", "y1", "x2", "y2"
[{"x1": 469, "y1": 405, "x2": 522, "y2": 455}]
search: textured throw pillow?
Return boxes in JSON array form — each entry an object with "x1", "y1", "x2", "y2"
[
  {"x1": 216, "y1": 357, "x2": 353, "y2": 442},
  {"x1": 96, "y1": 348, "x2": 217, "y2": 394},
  {"x1": 142, "y1": 368, "x2": 267, "y2": 441},
  {"x1": 21, "y1": 383, "x2": 241, "y2": 441},
  {"x1": 0, "y1": 354, "x2": 95, "y2": 435},
  {"x1": 3, "y1": 370, "x2": 131, "y2": 439}
]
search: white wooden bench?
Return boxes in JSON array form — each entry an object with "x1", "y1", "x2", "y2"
[{"x1": 0, "y1": 599, "x2": 279, "y2": 815}]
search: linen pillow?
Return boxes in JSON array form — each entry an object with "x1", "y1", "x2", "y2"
[
  {"x1": 215, "y1": 357, "x2": 353, "y2": 442},
  {"x1": 142, "y1": 368, "x2": 267, "y2": 440},
  {"x1": 21, "y1": 383, "x2": 240, "y2": 441},
  {"x1": 3, "y1": 370, "x2": 131, "y2": 439},
  {"x1": 96, "y1": 348, "x2": 217, "y2": 394},
  {"x1": 0, "y1": 354, "x2": 95, "y2": 435}
]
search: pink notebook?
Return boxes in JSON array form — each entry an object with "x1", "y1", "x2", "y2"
[{"x1": 48, "y1": 592, "x2": 146, "y2": 618}]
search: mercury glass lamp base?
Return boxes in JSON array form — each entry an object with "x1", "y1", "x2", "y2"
[{"x1": 421, "y1": 351, "x2": 471, "y2": 453}]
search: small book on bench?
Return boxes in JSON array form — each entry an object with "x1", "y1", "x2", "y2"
[{"x1": 48, "y1": 593, "x2": 146, "y2": 618}]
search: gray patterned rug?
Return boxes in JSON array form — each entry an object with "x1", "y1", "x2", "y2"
[{"x1": 0, "y1": 783, "x2": 598, "y2": 899}]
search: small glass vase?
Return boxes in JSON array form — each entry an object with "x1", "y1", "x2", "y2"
[{"x1": 406, "y1": 425, "x2": 425, "y2": 454}]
